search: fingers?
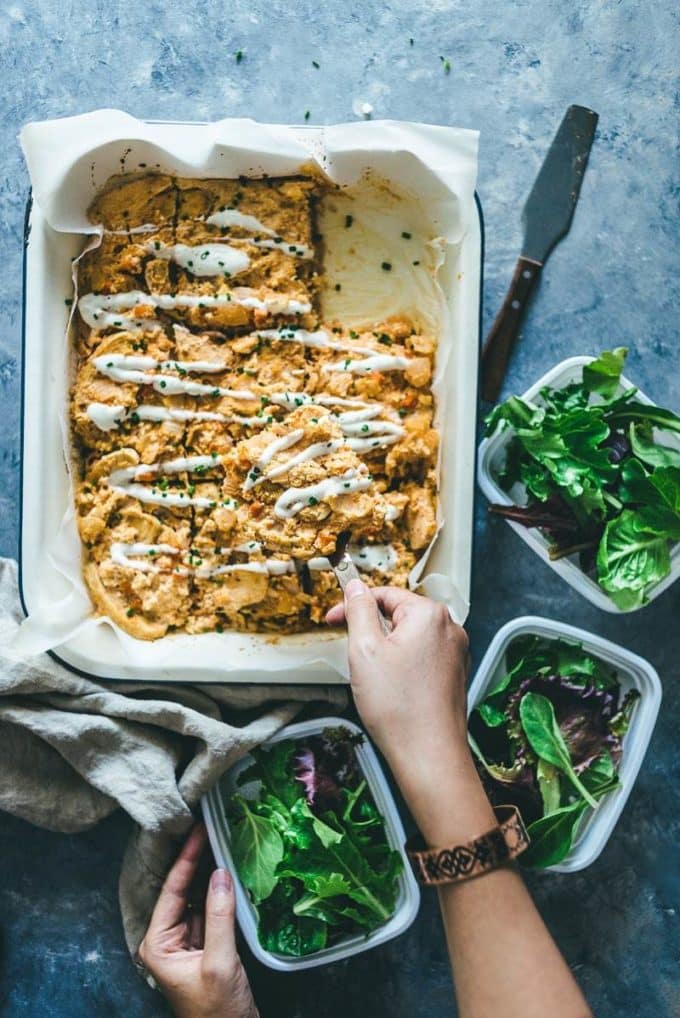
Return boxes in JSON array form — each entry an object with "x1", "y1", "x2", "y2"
[
  {"x1": 147, "y1": 824, "x2": 208, "y2": 937},
  {"x1": 325, "y1": 584, "x2": 425, "y2": 628},
  {"x1": 202, "y1": 868, "x2": 237, "y2": 974},
  {"x1": 341, "y1": 578, "x2": 386, "y2": 645}
]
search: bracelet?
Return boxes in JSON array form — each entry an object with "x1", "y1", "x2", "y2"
[{"x1": 405, "y1": 805, "x2": 529, "y2": 886}]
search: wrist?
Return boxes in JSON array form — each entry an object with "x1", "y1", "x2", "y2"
[{"x1": 390, "y1": 738, "x2": 496, "y2": 847}]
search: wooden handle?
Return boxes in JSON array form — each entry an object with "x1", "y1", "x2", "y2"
[{"x1": 481, "y1": 256, "x2": 542, "y2": 403}]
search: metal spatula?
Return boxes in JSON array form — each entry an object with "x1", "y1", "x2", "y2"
[{"x1": 327, "y1": 531, "x2": 392, "y2": 636}]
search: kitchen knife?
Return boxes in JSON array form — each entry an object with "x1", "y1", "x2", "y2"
[{"x1": 482, "y1": 104, "x2": 599, "y2": 402}]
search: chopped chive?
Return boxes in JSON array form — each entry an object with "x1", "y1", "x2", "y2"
[
  {"x1": 64, "y1": 297, "x2": 73, "y2": 306},
  {"x1": 304, "y1": 110, "x2": 311, "y2": 121},
  {"x1": 312, "y1": 60, "x2": 320, "y2": 68},
  {"x1": 440, "y1": 55, "x2": 451, "y2": 73},
  {"x1": 344, "y1": 214, "x2": 353, "y2": 228},
  {"x1": 235, "y1": 49, "x2": 243, "y2": 63},
  {"x1": 401, "y1": 231, "x2": 412, "y2": 239},
  {"x1": 381, "y1": 262, "x2": 392, "y2": 271},
  {"x1": 334, "y1": 283, "x2": 341, "y2": 291}
]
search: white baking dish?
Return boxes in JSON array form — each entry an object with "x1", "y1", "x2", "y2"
[
  {"x1": 18, "y1": 116, "x2": 483, "y2": 683},
  {"x1": 477, "y1": 356, "x2": 680, "y2": 612},
  {"x1": 467, "y1": 616, "x2": 662, "y2": 872},
  {"x1": 201, "y1": 716, "x2": 420, "y2": 970}
]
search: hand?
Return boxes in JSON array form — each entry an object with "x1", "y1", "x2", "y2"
[
  {"x1": 139, "y1": 825, "x2": 258, "y2": 1018},
  {"x1": 326, "y1": 581, "x2": 473, "y2": 801}
]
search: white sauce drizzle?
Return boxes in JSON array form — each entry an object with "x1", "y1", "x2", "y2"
[
  {"x1": 110, "y1": 542, "x2": 185, "y2": 573},
  {"x1": 93, "y1": 354, "x2": 256, "y2": 401},
  {"x1": 107, "y1": 454, "x2": 238, "y2": 510},
  {"x1": 246, "y1": 436, "x2": 346, "y2": 492},
  {"x1": 86, "y1": 402, "x2": 267, "y2": 431},
  {"x1": 205, "y1": 210, "x2": 313, "y2": 258},
  {"x1": 78, "y1": 290, "x2": 311, "y2": 332},
  {"x1": 309, "y1": 543, "x2": 398, "y2": 573},
  {"x1": 109, "y1": 540, "x2": 397, "y2": 578},
  {"x1": 274, "y1": 468, "x2": 371, "y2": 519},
  {"x1": 324, "y1": 353, "x2": 411, "y2": 374},
  {"x1": 243, "y1": 429, "x2": 305, "y2": 491},
  {"x1": 256, "y1": 328, "x2": 375, "y2": 356},
  {"x1": 148, "y1": 242, "x2": 250, "y2": 278}
]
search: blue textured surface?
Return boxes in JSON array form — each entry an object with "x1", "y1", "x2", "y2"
[{"x1": 1, "y1": 2, "x2": 678, "y2": 1016}]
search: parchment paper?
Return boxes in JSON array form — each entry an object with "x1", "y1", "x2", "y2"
[{"x1": 15, "y1": 111, "x2": 479, "y2": 681}]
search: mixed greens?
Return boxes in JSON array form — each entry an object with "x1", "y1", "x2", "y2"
[
  {"x1": 486, "y1": 348, "x2": 680, "y2": 609},
  {"x1": 469, "y1": 636, "x2": 639, "y2": 867},
  {"x1": 228, "y1": 727, "x2": 402, "y2": 957}
]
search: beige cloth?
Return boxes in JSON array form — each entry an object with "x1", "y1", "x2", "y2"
[{"x1": 0, "y1": 558, "x2": 346, "y2": 956}]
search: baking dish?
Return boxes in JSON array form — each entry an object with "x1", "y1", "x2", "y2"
[{"x1": 19, "y1": 116, "x2": 483, "y2": 683}]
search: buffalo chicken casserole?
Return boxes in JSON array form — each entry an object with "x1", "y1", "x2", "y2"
[{"x1": 72, "y1": 174, "x2": 439, "y2": 638}]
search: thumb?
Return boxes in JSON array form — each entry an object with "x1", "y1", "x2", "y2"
[
  {"x1": 343, "y1": 578, "x2": 384, "y2": 646},
  {"x1": 202, "y1": 868, "x2": 237, "y2": 971}
]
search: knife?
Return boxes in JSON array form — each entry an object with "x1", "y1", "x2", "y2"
[{"x1": 481, "y1": 104, "x2": 599, "y2": 402}]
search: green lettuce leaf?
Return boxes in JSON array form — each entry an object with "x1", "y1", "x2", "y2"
[
  {"x1": 596, "y1": 508, "x2": 672, "y2": 609},
  {"x1": 230, "y1": 795, "x2": 284, "y2": 904},
  {"x1": 583, "y1": 347, "x2": 628, "y2": 398}
]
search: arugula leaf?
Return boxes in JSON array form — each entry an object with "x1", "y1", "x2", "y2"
[
  {"x1": 519, "y1": 693, "x2": 598, "y2": 808},
  {"x1": 596, "y1": 509, "x2": 672, "y2": 609},
  {"x1": 292, "y1": 872, "x2": 352, "y2": 917},
  {"x1": 230, "y1": 795, "x2": 284, "y2": 904},
  {"x1": 582, "y1": 347, "x2": 628, "y2": 398}
]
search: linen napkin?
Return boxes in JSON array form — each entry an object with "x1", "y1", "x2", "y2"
[{"x1": 0, "y1": 558, "x2": 347, "y2": 957}]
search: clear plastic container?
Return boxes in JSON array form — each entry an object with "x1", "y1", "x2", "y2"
[
  {"x1": 467, "y1": 615, "x2": 662, "y2": 872},
  {"x1": 201, "y1": 717, "x2": 420, "y2": 970},
  {"x1": 477, "y1": 355, "x2": 680, "y2": 612}
]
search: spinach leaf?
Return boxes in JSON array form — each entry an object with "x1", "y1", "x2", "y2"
[
  {"x1": 260, "y1": 912, "x2": 328, "y2": 956},
  {"x1": 596, "y1": 509, "x2": 672, "y2": 609},
  {"x1": 522, "y1": 801, "x2": 587, "y2": 868},
  {"x1": 230, "y1": 795, "x2": 284, "y2": 904},
  {"x1": 583, "y1": 347, "x2": 627, "y2": 398},
  {"x1": 536, "y1": 759, "x2": 562, "y2": 814},
  {"x1": 519, "y1": 693, "x2": 598, "y2": 808}
]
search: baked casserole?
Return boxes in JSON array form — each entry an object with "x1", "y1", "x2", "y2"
[{"x1": 71, "y1": 173, "x2": 439, "y2": 638}]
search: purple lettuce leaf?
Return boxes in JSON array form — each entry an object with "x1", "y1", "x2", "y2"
[
  {"x1": 293, "y1": 727, "x2": 363, "y2": 814},
  {"x1": 505, "y1": 673, "x2": 634, "y2": 773}
]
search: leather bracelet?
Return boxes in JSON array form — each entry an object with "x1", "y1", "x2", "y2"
[{"x1": 406, "y1": 805, "x2": 529, "y2": 886}]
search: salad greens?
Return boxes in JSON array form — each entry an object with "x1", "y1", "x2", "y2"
[
  {"x1": 469, "y1": 636, "x2": 639, "y2": 867},
  {"x1": 228, "y1": 727, "x2": 402, "y2": 957},
  {"x1": 486, "y1": 348, "x2": 680, "y2": 609}
]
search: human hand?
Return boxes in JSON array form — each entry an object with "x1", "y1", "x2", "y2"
[
  {"x1": 139, "y1": 825, "x2": 258, "y2": 1018},
  {"x1": 326, "y1": 581, "x2": 472, "y2": 794}
]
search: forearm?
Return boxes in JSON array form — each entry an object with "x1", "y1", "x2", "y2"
[{"x1": 392, "y1": 744, "x2": 592, "y2": 1018}]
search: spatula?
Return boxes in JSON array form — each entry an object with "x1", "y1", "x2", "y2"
[{"x1": 327, "y1": 531, "x2": 392, "y2": 636}]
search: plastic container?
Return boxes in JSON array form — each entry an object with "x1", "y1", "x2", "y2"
[
  {"x1": 477, "y1": 355, "x2": 680, "y2": 612},
  {"x1": 467, "y1": 615, "x2": 662, "y2": 872},
  {"x1": 201, "y1": 717, "x2": 420, "y2": 970}
]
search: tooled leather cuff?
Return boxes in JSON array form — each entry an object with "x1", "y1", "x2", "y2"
[{"x1": 406, "y1": 805, "x2": 529, "y2": 886}]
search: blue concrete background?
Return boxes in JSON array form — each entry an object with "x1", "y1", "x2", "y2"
[{"x1": 0, "y1": 1, "x2": 678, "y2": 1015}]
